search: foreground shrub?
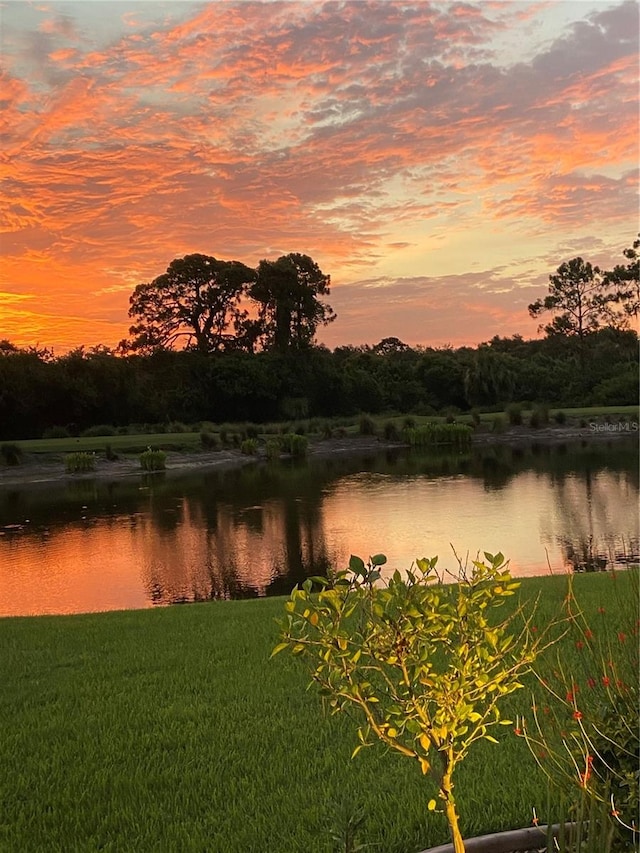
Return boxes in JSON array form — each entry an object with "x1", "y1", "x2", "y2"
[
  {"x1": 274, "y1": 551, "x2": 545, "y2": 853},
  {"x1": 554, "y1": 410, "x2": 567, "y2": 425},
  {"x1": 139, "y1": 448, "x2": 166, "y2": 471},
  {"x1": 0, "y1": 443, "x2": 23, "y2": 466},
  {"x1": 65, "y1": 452, "x2": 96, "y2": 473},
  {"x1": 240, "y1": 438, "x2": 258, "y2": 455},
  {"x1": 519, "y1": 569, "x2": 639, "y2": 850}
]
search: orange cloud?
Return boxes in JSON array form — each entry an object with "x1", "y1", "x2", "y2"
[{"x1": 0, "y1": 0, "x2": 637, "y2": 352}]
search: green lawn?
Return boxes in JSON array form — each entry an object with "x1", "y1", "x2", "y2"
[
  {"x1": 12, "y1": 432, "x2": 204, "y2": 455},
  {"x1": 0, "y1": 571, "x2": 636, "y2": 853}
]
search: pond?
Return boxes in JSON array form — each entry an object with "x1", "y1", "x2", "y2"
[{"x1": 0, "y1": 439, "x2": 637, "y2": 617}]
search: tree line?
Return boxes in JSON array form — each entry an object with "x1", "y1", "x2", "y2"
[{"x1": 0, "y1": 238, "x2": 637, "y2": 439}]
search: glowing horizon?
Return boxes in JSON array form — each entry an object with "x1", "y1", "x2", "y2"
[{"x1": 1, "y1": 0, "x2": 638, "y2": 355}]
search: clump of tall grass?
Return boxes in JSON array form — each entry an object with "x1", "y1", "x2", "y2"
[
  {"x1": 443, "y1": 407, "x2": 459, "y2": 424},
  {"x1": 265, "y1": 439, "x2": 281, "y2": 461},
  {"x1": 279, "y1": 433, "x2": 308, "y2": 457},
  {"x1": 200, "y1": 431, "x2": 220, "y2": 450},
  {"x1": 167, "y1": 421, "x2": 190, "y2": 433},
  {"x1": 104, "y1": 444, "x2": 118, "y2": 462},
  {"x1": 530, "y1": 405, "x2": 549, "y2": 429},
  {"x1": 0, "y1": 443, "x2": 23, "y2": 466},
  {"x1": 383, "y1": 421, "x2": 401, "y2": 442},
  {"x1": 404, "y1": 423, "x2": 472, "y2": 448},
  {"x1": 359, "y1": 415, "x2": 376, "y2": 436},
  {"x1": 139, "y1": 449, "x2": 166, "y2": 471},
  {"x1": 81, "y1": 424, "x2": 117, "y2": 437},
  {"x1": 65, "y1": 452, "x2": 96, "y2": 473},
  {"x1": 241, "y1": 438, "x2": 258, "y2": 455},
  {"x1": 505, "y1": 403, "x2": 523, "y2": 425},
  {"x1": 554, "y1": 410, "x2": 567, "y2": 425},
  {"x1": 42, "y1": 425, "x2": 70, "y2": 439}
]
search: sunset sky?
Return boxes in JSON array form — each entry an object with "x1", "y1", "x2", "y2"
[{"x1": 1, "y1": 0, "x2": 638, "y2": 354}]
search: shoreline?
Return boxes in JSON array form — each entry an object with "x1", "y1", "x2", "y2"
[{"x1": 0, "y1": 425, "x2": 636, "y2": 488}]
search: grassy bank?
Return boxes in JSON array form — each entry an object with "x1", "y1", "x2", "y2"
[
  {"x1": 7, "y1": 404, "x2": 638, "y2": 457},
  {"x1": 0, "y1": 572, "x2": 635, "y2": 852}
]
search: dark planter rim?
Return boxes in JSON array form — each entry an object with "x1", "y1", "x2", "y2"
[{"x1": 419, "y1": 822, "x2": 576, "y2": 853}]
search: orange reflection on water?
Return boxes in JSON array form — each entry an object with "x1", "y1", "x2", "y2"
[
  {"x1": 319, "y1": 470, "x2": 638, "y2": 579},
  {"x1": 0, "y1": 523, "x2": 150, "y2": 616},
  {"x1": 0, "y1": 462, "x2": 637, "y2": 617}
]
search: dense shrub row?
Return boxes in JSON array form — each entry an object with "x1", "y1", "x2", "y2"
[{"x1": 0, "y1": 328, "x2": 637, "y2": 439}]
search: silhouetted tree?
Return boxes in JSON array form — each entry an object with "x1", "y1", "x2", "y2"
[
  {"x1": 603, "y1": 235, "x2": 640, "y2": 329},
  {"x1": 250, "y1": 253, "x2": 336, "y2": 351},
  {"x1": 123, "y1": 254, "x2": 256, "y2": 354},
  {"x1": 528, "y1": 257, "x2": 620, "y2": 370}
]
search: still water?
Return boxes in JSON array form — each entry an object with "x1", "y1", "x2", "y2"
[{"x1": 0, "y1": 440, "x2": 637, "y2": 617}]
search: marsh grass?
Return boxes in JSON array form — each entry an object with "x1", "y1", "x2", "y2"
[
  {"x1": 10, "y1": 406, "x2": 639, "y2": 459},
  {"x1": 0, "y1": 573, "x2": 632, "y2": 853}
]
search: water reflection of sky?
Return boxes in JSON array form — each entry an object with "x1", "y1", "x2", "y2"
[
  {"x1": 0, "y1": 452, "x2": 637, "y2": 617},
  {"x1": 322, "y1": 470, "x2": 638, "y2": 580}
]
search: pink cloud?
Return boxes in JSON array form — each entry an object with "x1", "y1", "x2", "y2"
[{"x1": 0, "y1": 0, "x2": 637, "y2": 352}]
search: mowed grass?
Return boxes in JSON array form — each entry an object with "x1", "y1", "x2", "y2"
[
  {"x1": 13, "y1": 432, "x2": 203, "y2": 455},
  {"x1": 0, "y1": 573, "x2": 636, "y2": 852}
]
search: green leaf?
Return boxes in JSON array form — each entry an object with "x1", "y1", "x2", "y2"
[
  {"x1": 484, "y1": 735, "x2": 499, "y2": 744},
  {"x1": 349, "y1": 555, "x2": 366, "y2": 575},
  {"x1": 270, "y1": 642, "x2": 289, "y2": 658},
  {"x1": 371, "y1": 553, "x2": 387, "y2": 566},
  {"x1": 351, "y1": 745, "x2": 364, "y2": 759}
]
